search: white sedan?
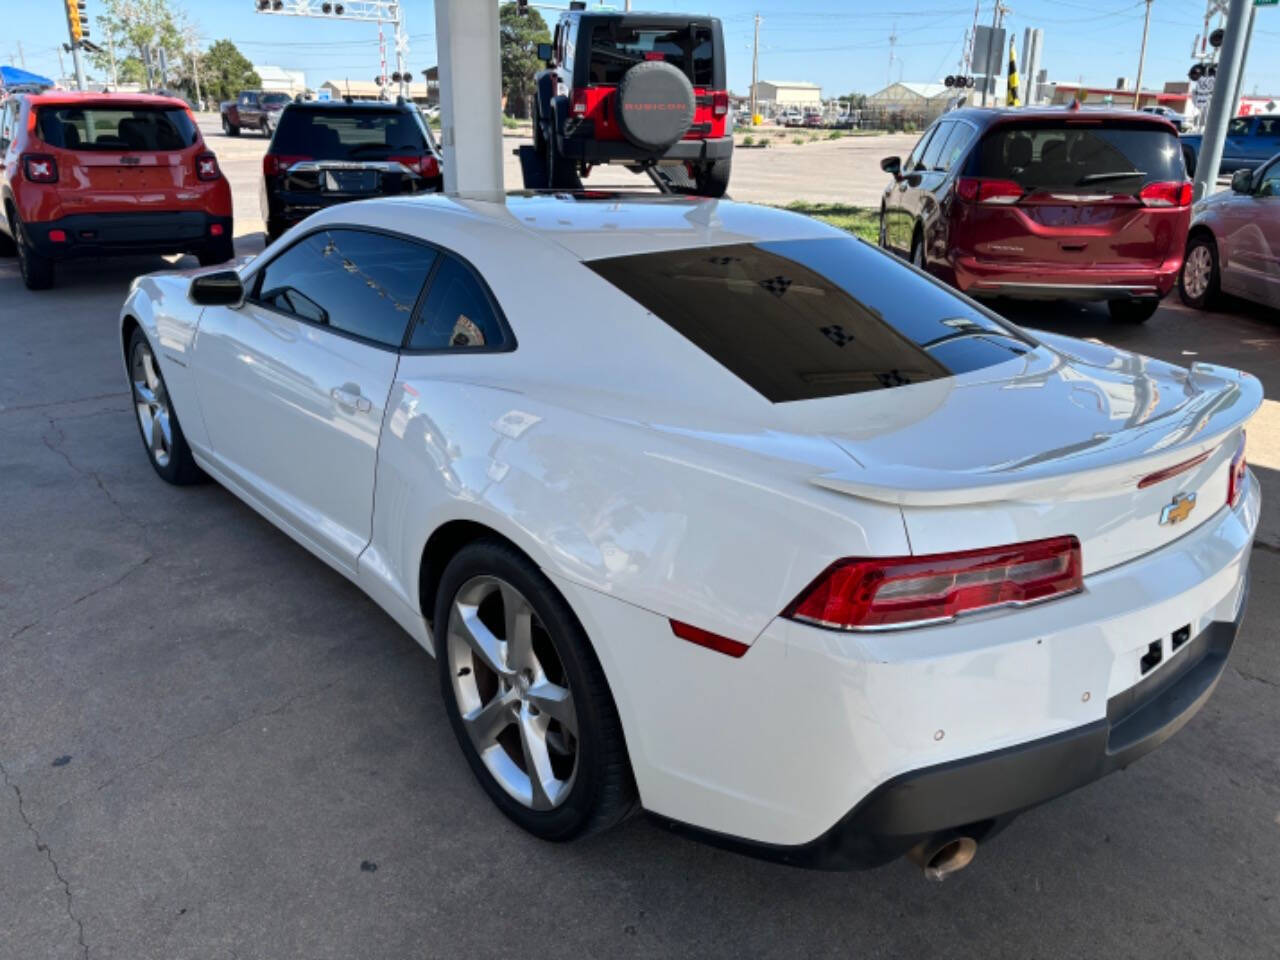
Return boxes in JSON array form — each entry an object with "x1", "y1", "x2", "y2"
[{"x1": 120, "y1": 194, "x2": 1260, "y2": 880}]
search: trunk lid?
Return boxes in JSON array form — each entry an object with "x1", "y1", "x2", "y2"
[{"x1": 810, "y1": 333, "x2": 1260, "y2": 575}]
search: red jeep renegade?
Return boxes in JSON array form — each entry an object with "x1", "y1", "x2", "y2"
[
  {"x1": 0, "y1": 92, "x2": 233, "y2": 290},
  {"x1": 533, "y1": 9, "x2": 733, "y2": 197}
]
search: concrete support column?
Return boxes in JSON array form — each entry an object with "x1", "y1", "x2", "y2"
[{"x1": 434, "y1": 0, "x2": 505, "y2": 199}]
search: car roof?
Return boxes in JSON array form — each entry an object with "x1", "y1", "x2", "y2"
[
  {"x1": 24, "y1": 90, "x2": 191, "y2": 109},
  {"x1": 359, "y1": 192, "x2": 839, "y2": 262},
  {"x1": 285, "y1": 98, "x2": 411, "y2": 110},
  {"x1": 942, "y1": 105, "x2": 1177, "y2": 130}
]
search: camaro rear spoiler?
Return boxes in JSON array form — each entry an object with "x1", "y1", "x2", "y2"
[{"x1": 811, "y1": 364, "x2": 1263, "y2": 507}]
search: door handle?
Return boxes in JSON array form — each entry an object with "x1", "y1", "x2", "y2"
[{"x1": 330, "y1": 385, "x2": 372, "y2": 414}]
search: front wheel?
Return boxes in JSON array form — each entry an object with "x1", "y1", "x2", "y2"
[
  {"x1": 1107, "y1": 298, "x2": 1160, "y2": 324},
  {"x1": 1179, "y1": 235, "x2": 1220, "y2": 309},
  {"x1": 693, "y1": 157, "x2": 731, "y2": 198},
  {"x1": 435, "y1": 539, "x2": 636, "y2": 841},
  {"x1": 128, "y1": 328, "x2": 206, "y2": 485}
]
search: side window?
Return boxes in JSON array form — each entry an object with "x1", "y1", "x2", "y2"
[
  {"x1": 253, "y1": 229, "x2": 437, "y2": 347},
  {"x1": 1257, "y1": 160, "x2": 1280, "y2": 198},
  {"x1": 919, "y1": 121, "x2": 952, "y2": 171},
  {"x1": 408, "y1": 255, "x2": 510, "y2": 352},
  {"x1": 1258, "y1": 118, "x2": 1279, "y2": 137},
  {"x1": 936, "y1": 122, "x2": 974, "y2": 172},
  {"x1": 0, "y1": 101, "x2": 14, "y2": 152},
  {"x1": 905, "y1": 125, "x2": 937, "y2": 172}
]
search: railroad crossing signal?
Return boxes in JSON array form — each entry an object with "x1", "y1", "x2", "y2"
[{"x1": 64, "y1": 0, "x2": 89, "y2": 43}]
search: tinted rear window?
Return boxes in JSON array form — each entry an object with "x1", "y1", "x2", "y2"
[
  {"x1": 587, "y1": 23, "x2": 715, "y2": 85},
  {"x1": 587, "y1": 236, "x2": 1031, "y2": 403},
  {"x1": 271, "y1": 108, "x2": 426, "y2": 160},
  {"x1": 37, "y1": 106, "x2": 198, "y2": 151},
  {"x1": 971, "y1": 122, "x2": 1184, "y2": 192},
  {"x1": 262, "y1": 93, "x2": 291, "y2": 106}
]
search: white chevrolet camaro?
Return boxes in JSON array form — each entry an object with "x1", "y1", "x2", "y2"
[{"x1": 120, "y1": 193, "x2": 1259, "y2": 879}]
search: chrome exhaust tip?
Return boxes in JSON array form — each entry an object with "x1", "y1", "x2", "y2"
[{"x1": 908, "y1": 835, "x2": 978, "y2": 882}]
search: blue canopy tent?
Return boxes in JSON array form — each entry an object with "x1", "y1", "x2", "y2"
[{"x1": 0, "y1": 65, "x2": 55, "y2": 92}]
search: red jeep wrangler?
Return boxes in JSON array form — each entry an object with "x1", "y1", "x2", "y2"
[{"x1": 533, "y1": 9, "x2": 733, "y2": 196}]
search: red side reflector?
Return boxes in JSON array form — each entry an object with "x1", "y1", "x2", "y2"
[
  {"x1": 956, "y1": 177, "x2": 1023, "y2": 204},
  {"x1": 1136, "y1": 450, "x2": 1210, "y2": 488},
  {"x1": 48, "y1": 229, "x2": 67, "y2": 243},
  {"x1": 209, "y1": 223, "x2": 224, "y2": 237},
  {"x1": 1139, "y1": 180, "x2": 1193, "y2": 208},
  {"x1": 784, "y1": 536, "x2": 1083, "y2": 631},
  {"x1": 1228, "y1": 432, "x2": 1247, "y2": 508},
  {"x1": 670, "y1": 620, "x2": 750, "y2": 658}
]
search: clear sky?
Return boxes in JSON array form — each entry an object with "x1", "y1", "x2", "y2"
[{"x1": 8, "y1": 0, "x2": 1280, "y2": 100}]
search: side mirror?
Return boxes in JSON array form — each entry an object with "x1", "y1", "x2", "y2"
[
  {"x1": 537, "y1": 43, "x2": 553, "y2": 64},
  {"x1": 880, "y1": 155, "x2": 902, "y2": 178},
  {"x1": 1230, "y1": 168, "x2": 1253, "y2": 194},
  {"x1": 190, "y1": 269, "x2": 244, "y2": 307}
]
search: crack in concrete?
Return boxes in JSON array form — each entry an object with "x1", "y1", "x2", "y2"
[
  {"x1": 1252, "y1": 538, "x2": 1280, "y2": 556},
  {"x1": 0, "y1": 392, "x2": 124, "y2": 418},
  {"x1": 1232, "y1": 665, "x2": 1280, "y2": 690},
  {"x1": 41, "y1": 416, "x2": 151, "y2": 543},
  {"x1": 7, "y1": 557, "x2": 152, "y2": 643},
  {"x1": 0, "y1": 758, "x2": 89, "y2": 959}
]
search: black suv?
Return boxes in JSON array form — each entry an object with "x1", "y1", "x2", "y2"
[
  {"x1": 260, "y1": 98, "x2": 444, "y2": 241},
  {"x1": 533, "y1": 10, "x2": 732, "y2": 196}
]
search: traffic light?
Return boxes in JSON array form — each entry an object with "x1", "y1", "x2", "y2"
[
  {"x1": 64, "y1": 0, "x2": 88, "y2": 44},
  {"x1": 1208, "y1": 28, "x2": 1224, "y2": 49}
]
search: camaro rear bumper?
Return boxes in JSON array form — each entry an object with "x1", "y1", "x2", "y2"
[
  {"x1": 551, "y1": 471, "x2": 1259, "y2": 869},
  {"x1": 25, "y1": 211, "x2": 232, "y2": 259},
  {"x1": 952, "y1": 255, "x2": 1182, "y2": 300}
]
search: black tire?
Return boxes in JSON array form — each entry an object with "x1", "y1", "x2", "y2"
[
  {"x1": 910, "y1": 228, "x2": 927, "y2": 270},
  {"x1": 1179, "y1": 234, "x2": 1220, "y2": 309},
  {"x1": 1107, "y1": 298, "x2": 1161, "y2": 324},
  {"x1": 225, "y1": 119, "x2": 240, "y2": 137},
  {"x1": 434, "y1": 539, "x2": 637, "y2": 841},
  {"x1": 0, "y1": 220, "x2": 15, "y2": 256},
  {"x1": 532, "y1": 98, "x2": 547, "y2": 157},
  {"x1": 543, "y1": 109, "x2": 578, "y2": 190},
  {"x1": 694, "y1": 156, "x2": 732, "y2": 198},
  {"x1": 197, "y1": 237, "x2": 235, "y2": 266},
  {"x1": 11, "y1": 212, "x2": 54, "y2": 290},
  {"x1": 127, "y1": 327, "x2": 207, "y2": 485},
  {"x1": 1182, "y1": 146, "x2": 1196, "y2": 178},
  {"x1": 877, "y1": 206, "x2": 888, "y2": 249}
]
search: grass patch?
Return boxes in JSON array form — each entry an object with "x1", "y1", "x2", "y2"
[
  {"x1": 742, "y1": 134, "x2": 754, "y2": 146},
  {"x1": 791, "y1": 135, "x2": 807, "y2": 145},
  {"x1": 501, "y1": 115, "x2": 520, "y2": 129},
  {"x1": 826, "y1": 129, "x2": 845, "y2": 140},
  {"x1": 781, "y1": 202, "x2": 879, "y2": 242}
]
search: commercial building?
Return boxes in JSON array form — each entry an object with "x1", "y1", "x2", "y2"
[
  {"x1": 865, "y1": 81, "x2": 972, "y2": 122},
  {"x1": 749, "y1": 80, "x2": 821, "y2": 108},
  {"x1": 253, "y1": 65, "x2": 308, "y2": 96},
  {"x1": 1047, "y1": 81, "x2": 1193, "y2": 114}
]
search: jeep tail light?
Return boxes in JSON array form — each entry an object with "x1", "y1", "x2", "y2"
[
  {"x1": 572, "y1": 90, "x2": 588, "y2": 116},
  {"x1": 209, "y1": 223, "x2": 224, "y2": 236},
  {"x1": 1228, "y1": 431, "x2": 1247, "y2": 508},
  {"x1": 22, "y1": 154, "x2": 58, "y2": 183},
  {"x1": 670, "y1": 620, "x2": 749, "y2": 658},
  {"x1": 956, "y1": 177, "x2": 1023, "y2": 204},
  {"x1": 1139, "y1": 180, "x2": 1193, "y2": 208},
  {"x1": 264, "y1": 154, "x2": 311, "y2": 176},
  {"x1": 783, "y1": 536, "x2": 1083, "y2": 631},
  {"x1": 196, "y1": 152, "x2": 220, "y2": 181},
  {"x1": 712, "y1": 90, "x2": 729, "y2": 116}
]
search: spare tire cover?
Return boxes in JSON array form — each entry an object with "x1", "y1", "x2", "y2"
[{"x1": 615, "y1": 60, "x2": 696, "y2": 152}]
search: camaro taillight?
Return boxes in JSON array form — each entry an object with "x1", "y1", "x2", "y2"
[
  {"x1": 956, "y1": 177, "x2": 1023, "y2": 204},
  {"x1": 711, "y1": 90, "x2": 729, "y2": 116},
  {"x1": 22, "y1": 154, "x2": 58, "y2": 183},
  {"x1": 1228, "y1": 431, "x2": 1247, "y2": 508},
  {"x1": 264, "y1": 154, "x2": 311, "y2": 176},
  {"x1": 196, "y1": 152, "x2": 220, "y2": 181},
  {"x1": 783, "y1": 536, "x2": 1083, "y2": 631},
  {"x1": 1139, "y1": 180, "x2": 1193, "y2": 207}
]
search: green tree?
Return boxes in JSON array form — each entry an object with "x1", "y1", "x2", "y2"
[
  {"x1": 198, "y1": 40, "x2": 261, "y2": 104},
  {"x1": 499, "y1": 2, "x2": 550, "y2": 119},
  {"x1": 91, "y1": 0, "x2": 187, "y2": 87}
]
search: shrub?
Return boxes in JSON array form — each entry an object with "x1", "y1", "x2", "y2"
[
  {"x1": 791, "y1": 135, "x2": 806, "y2": 145},
  {"x1": 743, "y1": 134, "x2": 755, "y2": 146}
]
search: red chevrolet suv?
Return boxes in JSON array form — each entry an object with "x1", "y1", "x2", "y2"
[
  {"x1": 0, "y1": 92, "x2": 232, "y2": 290},
  {"x1": 879, "y1": 106, "x2": 1191, "y2": 323},
  {"x1": 533, "y1": 9, "x2": 732, "y2": 196}
]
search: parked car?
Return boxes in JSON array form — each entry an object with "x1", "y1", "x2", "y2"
[
  {"x1": 120, "y1": 193, "x2": 1258, "y2": 879},
  {"x1": 221, "y1": 90, "x2": 291, "y2": 137},
  {"x1": 803, "y1": 108, "x2": 823, "y2": 128},
  {"x1": 781, "y1": 108, "x2": 803, "y2": 127},
  {"x1": 880, "y1": 106, "x2": 1192, "y2": 323},
  {"x1": 1180, "y1": 152, "x2": 1280, "y2": 310},
  {"x1": 1140, "y1": 104, "x2": 1187, "y2": 132},
  {"x1": 0, "y1": 91, "x2": 232, "y2": 290},
  {"x1": 260, "y1": 97, "x2": 442, "y2": 241},
  {"x1": 533, "y1": 9, "x2": 732, "y2": 196},
  {"x1": 1181, "y1": 114, "x2": 1280, "y2": 177}
]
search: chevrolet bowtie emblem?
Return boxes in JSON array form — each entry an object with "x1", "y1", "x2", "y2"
[{"x1": 1160, "y1": 491, "x2": 1197, "y2": 526}]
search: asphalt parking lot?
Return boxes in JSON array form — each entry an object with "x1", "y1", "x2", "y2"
[{"x1": 3, "y1": 121, "x2": 1280, "y2": 960}]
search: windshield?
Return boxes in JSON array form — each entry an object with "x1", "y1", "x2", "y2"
[
  {"x1": 587, "y1": 22, "x2": 715, "y2": 85},
  {"x1": 271, "y1": 108, "x2": 428, "y2": 160},
  {"x1": 971, "y1": 122, "x2": 1185, "y2": 192},
  {"x1": 36, "y1": 105, "x2": 199, "y2": 151},
  {"x1": 586, "y1": 236, "x2": 1032, "y2": 403},
  {"x1": 262, "y1": 93, "x2": 291, "y2": 106}
]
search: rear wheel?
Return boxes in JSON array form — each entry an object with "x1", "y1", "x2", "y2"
[
  {"x1": 224, "y1": 117, "x2": 240, "y2": 137},
  {"x1": 694, "y1": 157, "x2": 731, "y2": 198},
  {"x1": 128, "y1": 328, "x2": 206, "y2": 485},
  {"x1": 1179, "y1": 234, "x2": 1220, "y2": 309},
  {"x1": 1107, "y1": 298, "x2": 1160, "y2": 324},
  {"x1": 11, "y1": 212, "x2": 54, "y2": 290},
  {"x1": 435, "y1": 539, "x2": 636, "y2": 841}
]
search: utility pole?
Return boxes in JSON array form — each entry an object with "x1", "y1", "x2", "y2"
[
  {"x1": 191, "y1": 52, "x2": 203, "y2": 110},
  {"x1": 107, "y1": 30, "x2": 119, "y2": 88},
  {"x1": 749, "y1": 12, "x2": 760, "y2": 122},
  {"x1": 56, "y1": 45, "x2": 67, "y2": 83},
  {"x1": 1193, "y1": 0, "x2": 1250, "y2": 199},
  {"x1": 1133, "y1": 0, "x2": 1153, "y2": 108},
  {"x1": 887, "y1": 22, "x2": 897, "y2": 91},
  {"x1": 16, "y1": 40, "x2": 24, "y2": 67}
]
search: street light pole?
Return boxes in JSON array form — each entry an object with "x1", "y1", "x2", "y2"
[
  {"x1": 1192, "y1": 0, "x2": 1251, "y2": 199},
  {"x1": 749, "y1": 12, "x2": 760, "y2": 122},
  {"x1": 1133, "y1": 0, "x2": 1153, "y2": 109}
]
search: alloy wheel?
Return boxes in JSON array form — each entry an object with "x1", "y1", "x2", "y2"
[
  {"x1": 1183, "y1": 244, "x2": 1212, "y2": 300},
  {"x1": 446, "y1": 575, "x2": 579, "y2": 810},
  {"x1": 131, "y1": 339, "x2": 172, "y2": 468}
]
